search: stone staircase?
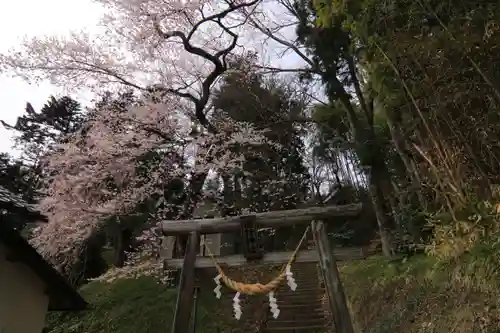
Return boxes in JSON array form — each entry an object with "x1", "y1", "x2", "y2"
[
  {"x1": 198, "y1": 262, "x2": 331, "y2": 333},
  {"x1": 259, "y1": 262, "x2": 330, "y2": 333}
]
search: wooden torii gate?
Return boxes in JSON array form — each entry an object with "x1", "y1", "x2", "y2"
[{"x1": 160, "y1": 203, "x2": 363, "y2": 333}]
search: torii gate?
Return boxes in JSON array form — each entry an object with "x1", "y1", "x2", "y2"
[{"x1": 160, "y1": 203, "x2": 363, "y2": 333}]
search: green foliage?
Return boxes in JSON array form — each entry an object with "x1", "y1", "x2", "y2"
[
  {"x1": 306, "y1": 0, "x2": 500, "y2": 255},
  {"x1": 312, "y1": 102, "x2": 351, "y2": 154},
  {"x1": 425, "y1": 197, "x2": 500, "y2": 259},
  {"x1": 0, "y1": 95, "x2": 85, "y2": 230},
  {"x1": 212, "y1": 57, "x2": 310, "y2": 213},
  {"x1": 45, "y1": 278, "x2": 220, "y2": 333},
  {"x1": 342, "y1": 253, "x2": 500, "y2": 333},
  {"x1": 0, "y1": 153, "x2": 41, "y2": 230},
  {"x1": 0, "y1": 153, "x2": 38, "y2": 203},
  {"x1": 2, "y1": 96, "x2": 84, "y2": 162}
]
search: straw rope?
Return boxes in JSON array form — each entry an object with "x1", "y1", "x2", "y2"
[{"x1": 202, "y1": 226, "x2": 310, "y2": 295}]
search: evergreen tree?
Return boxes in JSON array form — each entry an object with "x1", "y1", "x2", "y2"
[{"x1": 1, "y1": 95, "x2": 84, "y2": 163}]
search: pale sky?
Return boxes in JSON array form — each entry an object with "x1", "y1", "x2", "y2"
[
  {"x1": 0, "y1": 0, "x2": 307, "y2": 157},
  {"x1": 0, "y1": 0, "x2": 104, "y2": 156}
]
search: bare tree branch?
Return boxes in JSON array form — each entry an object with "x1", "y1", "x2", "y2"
[
  {"x1": 254, "y1": 64, "x2": 322, "y2": 75},
  {"x1": 240, "y1": 4, "x2": 316, "y2": 69},
  {"x1": 151, "y1": 0, "x2": 260, "y2": 133}
]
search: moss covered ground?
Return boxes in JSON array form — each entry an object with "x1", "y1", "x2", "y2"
[{"x1": 46, "y1": 251, "x2": 500, "y2": 333}]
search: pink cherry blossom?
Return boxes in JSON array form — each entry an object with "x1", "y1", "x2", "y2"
[{"x1": 30, "y1": 90, "x2": 276, "y2": 279}]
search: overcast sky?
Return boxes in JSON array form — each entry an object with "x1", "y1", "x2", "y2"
[
  {"x1": 0, "y1": 0, "x2": 307, "y2": 157},
  {"x1": 0, "y1": 0, "x2": 104, "y2": 156}
]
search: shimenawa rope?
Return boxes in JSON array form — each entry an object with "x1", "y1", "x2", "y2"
[{"x1": 201, "y1": 225, "x2": 310, "y2": 295}]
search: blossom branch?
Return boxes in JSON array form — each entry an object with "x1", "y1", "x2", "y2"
[{"x1": 151, "y1": 0, "x2": 259, "y2": 132}]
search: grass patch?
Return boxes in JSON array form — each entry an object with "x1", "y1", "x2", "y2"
[
  {"x1": 45, "y1": 277, "x2": 221, "y2": 333},
  {"x1": 47, "y1": 249, "x2": 500, "y2": 333},
  {"x1": 45, "y1": 265, "x2": 272, "y2": 333},
  {"x1": 342, "y1": 251, "x2": 500, "y2": 333}
]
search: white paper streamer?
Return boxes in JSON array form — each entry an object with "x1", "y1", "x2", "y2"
[
  {"x1": 213, "y1": 274, "x2": 222, "y2": 299},
  {"x1": 268, "y1": 291, "x2": 280, "y2": 319},
  {"x1": 285, "y1": 264, "x2": 297, "y2": 291},
  {"x1": 233, "y1": 292, "x2": 242, "y2": 320}
]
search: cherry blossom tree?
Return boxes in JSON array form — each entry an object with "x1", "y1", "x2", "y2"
[
  {"x1": 29, "y1": 89, "x2": 273, "y2": 280},
  {"x1": 0, "y1": 0, "x2": 276, "y2": 273},
  {"x1": 30, "y1": 93, "x2": 177, "y2": 276},
  {"x1": 1, "y1": 0, "x2": 320, "y2": 279},
  {"x1": 0, "y1": 0, "x2": 260, "y2": 131}
]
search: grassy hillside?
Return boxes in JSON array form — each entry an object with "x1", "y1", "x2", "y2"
[
  {"x1": 45, "y1": 277, "x2": 222, "y2": 333},
  {"x1": 342, "y1": 251, "x2": 500, "y2": 333},
  {"x1": 45, "y1": 265, "x2": 278, "y2": 333},
  {"x1": 46, "y1": 251, "x2": 500, "y2": 333}
]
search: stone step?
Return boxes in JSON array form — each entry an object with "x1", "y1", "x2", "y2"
[
  {"x1": 291, "y1": 275, "x2": 322, "y2": 278},
  {"x1": 276, "y1": 292, "x2": 324, "y2": 298},
  {"x1": 275, "y1": 303, "x2": 324, "y2": 310},
  {"x1": 281, "y1": 280, "x2": 322, "y2": 285},
  {"x1": 217, "y1": 287, "x2": 324, "y2": 299},
  {"x1": 274, "y1": 297, "x2": 324, "y2": 302},
  {"x1": 272, "y1": 296, "x2": 324, "y2": 302},
  {"x1": 268, "y1": 296, "x2": 324, "y2": 304},
  {"x1": 199, "y1": 274, "x2": 321, "y2": 283},
  {"x1": 263, "y1": 324, "x2": 328, "y2": 332},
  {"x1": 217, "y1": 300, "x2": 324, "y2": 309},
  {"x1": 270, "y1": 302, "x2": 324, "y2": 308},
  {"x1": 266, "y1": 318, "x2": 327, "y2": 329},
  {"x1": 267, "y1": 311, "x2": 327, "y2": 320},
  {"x1": 220, "y1": 301, "x2": 326, "y2": 308},
  {"x1": 219, "y1": 297, "x2": 323, "y2": 304},
  {"x1": 286, "y1": 283, "x2": 322, "y2": 289},
  {"x1": 275, "y1": 289, "x2": 324, "y2": 295}
]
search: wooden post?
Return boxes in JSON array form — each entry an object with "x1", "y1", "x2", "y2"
[
  {"x1": 189, "y1": 287, "x2": 200, "y2": 333},
  {"x1": 171, "y1": 231, "x2": 200, "y2": 333},
  {"x1": 311, "y1": 220, "x2": 355, "y2": 333}
]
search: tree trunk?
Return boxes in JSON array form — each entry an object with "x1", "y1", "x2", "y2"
[
  {"x1": 222, "y1": 174, "x2": 234, "y2": 216},
  {"x1": 386, "y1": 113, "x2": 426, "y2": 206},
  {"x1": 113, "y1": 228, "x2": 125, "y2": 268},
  {"x1": 337, "y1": 91, "x2": 395, "y2": 257},
  {"x1": 229, "y1": 173, "x2": 245, "y2": 254},
  {"x1": 317, "y1": 52, "x2": 396, "y2": 257},
  {"x1": 386, "y1": 115, "x2": 424, "y2": 244},
  {"x1": 367, "y1": 162, "x2": 395, "y2": 257},
  {"x1": 113, "y1": 228, "x2": 132, "y2": 268}
]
